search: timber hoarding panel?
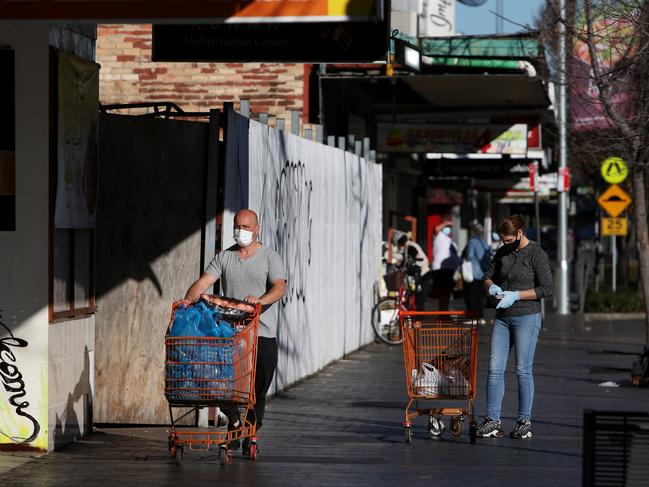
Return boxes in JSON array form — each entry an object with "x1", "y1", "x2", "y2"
[{"x1": 94, "y1": 115, "x2": 208, "y2": 424}]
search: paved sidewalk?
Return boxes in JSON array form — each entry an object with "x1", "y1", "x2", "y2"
[{"x1": 2, "y1": 314, "x2": 649, "y2": 486}]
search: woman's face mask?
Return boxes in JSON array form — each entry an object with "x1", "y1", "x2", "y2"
[
  {"x1": 442, "y1": 226, "x2": 452, "y2": 236},
  {"x1": 501, "y1": 231, "x2": 521, "y2": 253},
  {"x1": 492, "y1": 232, "x2": 501, "y2": 242},
  {"x1": 234, "y1": 228, "x2": 255, "y2": 247}
]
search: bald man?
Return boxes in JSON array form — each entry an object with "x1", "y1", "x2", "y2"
[{"x1": 182, "y1": 209, "x2": 287, "y2": 452}]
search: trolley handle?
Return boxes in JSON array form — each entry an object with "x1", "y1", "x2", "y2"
[{"x1": 166, "y1": 299, "x2": 261, "y2": 335}]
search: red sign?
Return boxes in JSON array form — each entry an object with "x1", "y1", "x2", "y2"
[
  {"x1": 527, "y1": 124, "x2": 542, "y2": 149},
  {"x1": 529, "y1": 162, "x2": 538, "y2": 192},
  {"x1": 557, "y1": 167, "x2": 571, "y2": 193}
]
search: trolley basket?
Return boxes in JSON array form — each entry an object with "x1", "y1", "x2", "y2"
[
  {"x1": 400, "y1": 310, "x2": 479, "y2": 444},
  {"x1": 164, "y1": 301, "x2": 261, "y2": 465}
]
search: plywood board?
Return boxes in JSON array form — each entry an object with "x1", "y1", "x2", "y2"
[{"x1": 95, "y1": 114, "x2": 208, "y2": 423}]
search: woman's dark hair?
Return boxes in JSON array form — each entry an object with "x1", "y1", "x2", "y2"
[
  {"x1": 497, "y1": 214, "x2": 526, "y2": 237},
  {"x1": 397, "y1": 235, "x2": 408, "y2": 246}
]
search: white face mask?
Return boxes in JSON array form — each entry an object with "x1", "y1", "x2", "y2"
[{"x1": 234, "y1": 228, "x2": 255, "y2": 247}]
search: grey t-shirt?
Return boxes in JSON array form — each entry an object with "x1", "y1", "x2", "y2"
[
  {"x1": 484, "y1": 240, "x2": 553, "y2": 318},
  {"x1": 204, "y1": 245, "x2": 287, "y2": 338}
]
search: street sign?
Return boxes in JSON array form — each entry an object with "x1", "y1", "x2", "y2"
[
  {"x1": 557, "y1": 167, "x2": 571, "y2": 192},
  {"x1": 601, "y1": 157, "x2": 629, "y2": 184},
  {"x1": 601, "y1": 217, "x2": 628, "y2": 236},
  {"x1": 597, "y1": 184, "x2": 632, "y2": 217}
]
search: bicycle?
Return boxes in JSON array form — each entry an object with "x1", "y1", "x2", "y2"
[{"x1": 371, "y1": 262, "x2": 419, "y2": 346}]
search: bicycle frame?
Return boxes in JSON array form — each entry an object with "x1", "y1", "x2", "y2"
[{"x1": 399, "y1": 274, "x2": 417, "y2": 311}]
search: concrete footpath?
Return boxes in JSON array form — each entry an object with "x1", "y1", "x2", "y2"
[{"x1": 2, "y1": 314, "x2": 649, "y2": 486}]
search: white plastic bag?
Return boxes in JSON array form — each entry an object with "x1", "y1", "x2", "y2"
[
  {"x1": 461, "y1": 260, "x2": 474, "y2": 283},
  {"x1": 411, "y1": 362, "x2": 449, "y2": 396}
]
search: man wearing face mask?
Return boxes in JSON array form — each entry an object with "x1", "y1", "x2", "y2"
[
  {"x1": 475, "y1": 214, "x2": 553, "y2": 441},
  {"x1": 181, "y1": 208, "x2": 287, "y2": 452}
]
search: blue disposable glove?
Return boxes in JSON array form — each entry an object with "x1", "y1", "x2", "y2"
[
  {"x1": 496, "y1": 291, "x2": 520, "y2": 309},
  {"x1": 488, "y1": 284, "x2": 503, "y2": 297}
]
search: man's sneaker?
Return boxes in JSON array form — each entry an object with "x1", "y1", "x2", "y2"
[
  {"x1": 475, "y1": 417, "x2": 504, "y2": 438},
  {"x1": 510, "y1": 418, "x2": 533, "y2": 439},
  {"x1": 228, "y1": 419, "x2": 242, "y2": 450}
]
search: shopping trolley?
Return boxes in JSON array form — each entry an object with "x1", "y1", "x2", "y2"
[
  {"x1": 165, "y1": 301, "x2": 260, "y2": 465},
  {"x1": 400, "y1": 310, "x2": 479, "y2": 444}
]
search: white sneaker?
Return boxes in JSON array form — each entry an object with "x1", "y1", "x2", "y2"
[{"x1": 217, "y1": 408, "x2": 228, "y2": 427}]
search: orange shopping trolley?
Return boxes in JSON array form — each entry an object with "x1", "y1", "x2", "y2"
[
  {"x1": 165, "y1": 301, "x2": 261, "y2": 465},
  {"x1": 400, "y1": 310, "x2": 479, "y2": 444}
]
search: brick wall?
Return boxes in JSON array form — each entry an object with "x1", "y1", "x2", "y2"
[{"x1": 97, "y1": 24, "x2": 306, "y2": 122}]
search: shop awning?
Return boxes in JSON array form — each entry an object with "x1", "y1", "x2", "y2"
[{"x1": 403, "y1": 74, "x2": 550, "y2": 109}]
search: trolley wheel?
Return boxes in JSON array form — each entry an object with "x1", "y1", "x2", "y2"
[
  {"x1": 469, "y1": 421, "x2": 478, "y2": 444},
  {"x1": 174, "y1": 446, "x2": 183, "y2": 466},
  {"x1": 428, "y1": 417, "x2": 444, "y2": 437},
  {"x1": 404, "y1": 426, "x2": 413, "y2": 444},
  {"x1": 248, "y1": 441, "x2": 257, "y2": 460},
  {"x1": 450, "y1": 418, "x2": 464, "y2": 437},
  {"x1": 219, "y1": 446, "x2": 231, "y2": 466}
]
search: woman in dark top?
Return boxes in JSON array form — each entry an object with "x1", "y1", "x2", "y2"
[{"x1": 475, "y1": 215, "x2": 553, "y2": 440}]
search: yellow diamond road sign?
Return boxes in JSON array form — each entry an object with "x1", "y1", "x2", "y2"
[
  {"x1": 601, "y1": 157, "x2": 629, "y2": 184},
  {"x1": 598, "y1": 184, "x2": 632, "y2": 217}
]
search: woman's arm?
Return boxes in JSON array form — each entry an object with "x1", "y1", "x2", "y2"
[
  {"x1": 483, "y1": 278, "x2": 495, "y2": 292},
  {"x1": 509, "y1": 249, "x2": 553, "y2": 301},
  {"x1": 517, "y1": 289, "x2": 538, "y2": 301}
]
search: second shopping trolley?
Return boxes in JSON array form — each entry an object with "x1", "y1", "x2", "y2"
[{"x1": 400, "y1": 310, "x2": 478, "y2": 444}]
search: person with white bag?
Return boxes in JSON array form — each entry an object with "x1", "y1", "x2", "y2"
[{"x1": 461, "y1": 223, "x2": 491, "y2": 324}]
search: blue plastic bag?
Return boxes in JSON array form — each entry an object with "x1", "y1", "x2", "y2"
[{"x1": 167, "y1": 301, "x2": 236, "y2": 400}]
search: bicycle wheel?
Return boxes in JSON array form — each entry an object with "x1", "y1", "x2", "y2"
[{"x1": 371, "y1": 296, "x2": 405, "y2": 345}]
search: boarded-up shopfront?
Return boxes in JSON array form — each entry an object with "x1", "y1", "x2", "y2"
[{"x1": 94, "y1": 110, "x2": 382, "y2": 423}]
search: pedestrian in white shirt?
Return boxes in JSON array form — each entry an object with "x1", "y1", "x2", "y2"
[{"x1": 432, "y1": 221, "x2": 461, "y2": 310}]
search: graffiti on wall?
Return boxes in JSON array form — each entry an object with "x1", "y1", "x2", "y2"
[
  {"x1": 231, "y1": 115, "x2": 383, "y2": 392},
  {"x1": 271, "y1": 159, "x2": 313, "y2": 305},
  {"x1": 0, "y1": 311, "x2": 41, "y2": 444}
]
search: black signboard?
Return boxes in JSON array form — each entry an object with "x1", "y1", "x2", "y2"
[
  {"x1": 426, "y1": 159, "x2": 533, "y2": 178},
  {"x1": 152, "y1": 22, "x2": 388, "y2": 63}
]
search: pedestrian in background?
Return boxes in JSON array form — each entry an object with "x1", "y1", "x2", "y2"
[
  {"x1": 462, "y1": 223, "x2": 491, "y2": 324},
  {"x1": 432, "y1": 220, "x2": 461, "y2": 311},
  {"x1": 475, "y1": 215, "x2": 553, "y2": 440}
]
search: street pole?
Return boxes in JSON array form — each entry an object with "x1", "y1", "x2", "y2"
[
  {"x1": 557, "y1": 0, "x2": 570, "y2": 315},
  {"x1": 611, "y1": 236, "x2": 617, "y2": 292},
  {"x1": 496, "y1": 0, "x2": 504, "y2": 34}
]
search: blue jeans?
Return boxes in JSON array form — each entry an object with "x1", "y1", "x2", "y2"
[{"x1": 486, "y1": 313, "x2": 542, "y2": 422}]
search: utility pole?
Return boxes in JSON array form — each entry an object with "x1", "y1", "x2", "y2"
[
  {"x1": 557, "y1": 0, "x2": 570, "y2": 315},
  {"x1": 496, "y1": 0, "x2": 504, "y2": 34}
]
